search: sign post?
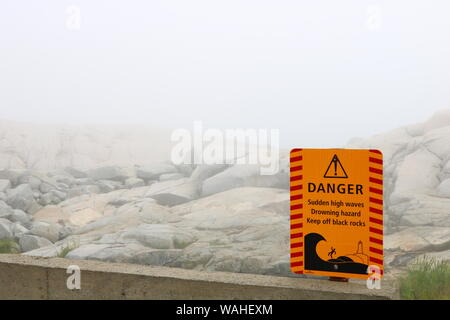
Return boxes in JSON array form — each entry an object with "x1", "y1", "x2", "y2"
[{"x1": 290, "y1": 149, "x2": 383, "y2": 280}]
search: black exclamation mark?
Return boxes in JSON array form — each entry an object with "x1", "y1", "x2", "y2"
[{"x1": 333, "y1": 156, "x2": 338, "y2": 176}]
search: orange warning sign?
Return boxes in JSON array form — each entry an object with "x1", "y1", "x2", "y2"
[{"x1": 290, "y1": 149, "x2": 384, "y2": 280}]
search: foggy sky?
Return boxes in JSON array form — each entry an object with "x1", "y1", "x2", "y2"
[{"x1": 0, "y1": 0, "x2": 449, "y2": 148}]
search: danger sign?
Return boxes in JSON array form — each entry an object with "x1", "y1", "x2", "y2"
[{"x1": 290, "y1": 149, "x2": 384, "y2": 280}]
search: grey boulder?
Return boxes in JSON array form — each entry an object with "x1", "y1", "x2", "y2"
[
  {"x1": 64, "y1": 167, "x2": 88, "y2": 179},
  {"x1": 119, "y1": 224, "x2": 196, "y2": 249},
  {"x1": 0, "y1": 169, "x2": 26, "y2": 186},
  {"x1": 6, "y1": 184, "x2": 40, "y2": 214},
  {"x1": 30, "y1": 221, "x2": 62, "y2": 243},
  {"x1": 189, "y1": 164, "x2": 229, "y2": 183},
  {"x1": 124, "y1": 178, "x2": 145, "y2": 189},
  {"x1": 87, "y1": 166, "x2": 128, "y2": 181},
  {"x1": 136, "y1": 163, "x2": 178, "y2": 180},
  {"x1": 437, "y1": 179, "x2": 450, "y2": 198},
  {"x1": 159, "y1": 173, "x2": 184, "y2": 182},
  {"x1": 145, "y1": 179, "x2": 199, "y2": 207},
  {"x1": 9, "y1": 209, "x2": 31, "y2": 226},
  {"x1": 201, "y1": 163, "x2": 289, "y2": 197},
  {"x1": 11, "y1": 223, "x2": 30, "y2": 239},
  {"x1": 19, "y1": 234, "x2": 53, "y2": 252},
  {"x1": 68, "y1": 185, "x2": 100, "y2": 198},
  {"x1": 0, "y1": 179, "x2": 11, "y2": 193},
  {"x1": 97, "y1": 180, "x2": 122, "y2": 193},
  {"x1": 0, "y1": 200, "x2": 13, "y2": 218}
]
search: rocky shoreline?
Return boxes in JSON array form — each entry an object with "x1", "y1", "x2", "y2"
[{"x1": 0, "y1": 111, "x2": 449, "y2": 278}]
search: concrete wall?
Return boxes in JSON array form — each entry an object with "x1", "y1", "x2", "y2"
[{"x1": 0, "y1": 255, "x2": 398, "y2": 300}]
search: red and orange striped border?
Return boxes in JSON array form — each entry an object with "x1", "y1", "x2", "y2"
[
  {"x1": 290, "y1": 148, "x2": 304, "y2": 274},
  {"x1": 368, "y1": 149, "x2": 384, "y2": 275}
]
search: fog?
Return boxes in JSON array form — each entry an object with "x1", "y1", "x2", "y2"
[{"x1": 1, "y1": 0, "x2": 449, "y2": 148}]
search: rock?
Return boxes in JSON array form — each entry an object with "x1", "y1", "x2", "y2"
[
  {"x1": 0, "y1": 179, "x2": 11, "y2": 193},
  {"x1": 172, "y1": 187, "x2": 289, "y2": 217},
  {"x1": 136, "y1": 163, "x2": 178, "y2": 180},
  {"x1": 97, "y1": 180, "x2": 122, "y2": 193},
  {"x1": 19, "y1": 172, "x2": 61, "y2": 191},
  {"x1": 53, "y1": 175, "x2": 74, "y2": 187},
  {"x1": 22, "y1": 187, "x2": 291, "y2": 276},
  {"x1": 119, "y1": 224, "x2": 196, "y2": 249},
  {"x1": 67, "y1": 185, "x2": 100, "y2": 198},
  {"x1": 391, "y1": 194, "x2": 450, "y2": 227},
  {"x1": 262, "y1": 257, "x2": 295, "y2": 277},
  {"x1": 0, "y1": 219, "x2": 13, "y2": 239},
  {"x1": 420, "y1": 126, "x2": 450, "y2": 160},
  {"x1": 50, "y1": 189, "x2": 67, "y2": 201},
  {"x1": 201, "y1": 163, "x2": 289, "y2": 197},
  {"x1": 30, "y1": 177, "x2": 43, "y2": 190},
  {"x1": 389, "y1": 148, "x2": 440, "y2": 205},
  {"x1": 130, "y1": 249, "x2": 183, "y2": 267},
  {"x1": 39, "y1": 192, "x2": 60, "y2": 206},
  {"x1": 39, "y1": 182, "x2": 54, "y2": 194},
  {"x1": 59, "y1": 226, "x2": 74, "y2": 239},
  {"x1": 6, "y1": 184, "x2": 40, "y2": 214},
  {"x1": 74, "y1": 178, "x2": 95, "y2": 186},
  {"x1": 440, "y1": 165, "x2": 450, "y2": 183},
  {"x1": 9, "y1": 209, "x2": 31, "y2": 226},
  {"x1": 0, "y1": 169, "x2": 26, "y2": 187},
  {"x1": 145, "y1": 179, "x2": 199, "y2": 206},
  {"x1": 204, "y1": 249, "x2": 242, "y2": 273},
  {"x1": 0, "y1": 200, "x2": 13, "y2": 218},
  {"x1": 124, "y1": 178, "x2": 145, "y2": 189},
  {"x1": 176, "y1": 164, "x2": 195, "y2": 177},
  {"x1": 64, "y1": 167, "x2": 87, "y2": 179},
  {"x1": 87, "y1": 166, "x2": 128, "y2": 181},
  {"x1": 159, "y1": 173, "x2": 184, "y2": 182},
  {"x1": 11, "y1": 223, "x2": 29, "y2": 239},
  {"x1": 188, "y1": 164, "x2": 229, "y2": 183},
  {"x1": 240, "y1": 255, "x2": 272, "y2": 274},
  {"x1": 30, "y1": 221, "x2": 62, "y2": 242},
  {"x1": 4, "y1": 110, "x2": 450, "y2": 278},
  {"x1": 346, "y1": 111, "x2": 450, "y2": 237},
  {"x1": 436, "y1": 179, "x2": 450, "y2": 198},
  {"x1": 19, "y1": 235, "x2": 53, "y2": 252},
  {"x1": 75, "y1": 201, "x2": 169, "y2": 236},
  {"x1": 65, "y1": 243, "x2": 136, "y2": 262},
  {"x1": 69, "y1": 208, "x2": 103, "y2": 227},
  {"x1": 0, "y1": 192, "x2": 5, "y2": 202},
  {"x1": 33, "y1": 206, "x2": 66, "y2": 224},
  {"x1": 117, "y1": 167, "x2": 137, "y2": 180},
  {"x1": 385, "y1": 227, "x2": 450, "y2": 252},
  {"x1": 39, "y1": 190, "x2": 67, "y2": 206},
  {"x1": 18, "y1": 175, "x2": 42, "y2": 191},
  {"x1": 138, "y1": 202, "x2": 171, "y2": 224},
  {"x1": 176, "y1": 246, "x2": 214, "y2": 269}
]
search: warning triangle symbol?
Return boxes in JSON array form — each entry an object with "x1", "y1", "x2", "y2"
[{"x1": 324, "y1": 154, "x2": 348, "y2": 178}]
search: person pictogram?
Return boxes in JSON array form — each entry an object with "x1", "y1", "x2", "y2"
[{"x1": 328, "y1": 247, "x2": 336, "y2": 259}]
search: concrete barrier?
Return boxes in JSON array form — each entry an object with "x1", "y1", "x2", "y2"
[{"x1": 0, "y1": 254, "x2": 398, "y2": 300}]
